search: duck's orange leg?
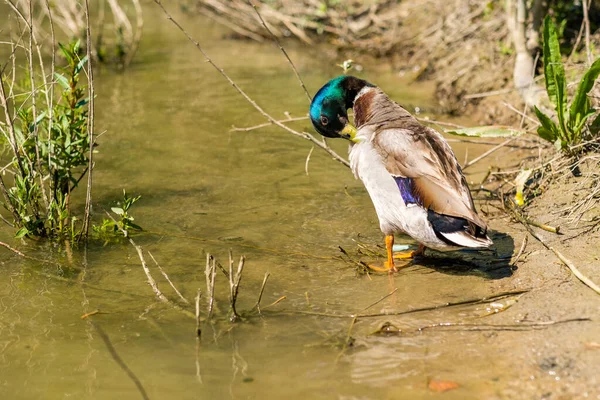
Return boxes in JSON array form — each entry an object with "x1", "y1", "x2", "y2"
[{"x1": 368, "y1": 235, "x2": 396, "y2": 272}]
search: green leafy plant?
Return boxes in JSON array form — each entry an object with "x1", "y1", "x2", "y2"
[
  {"x1": 534, "y1": 16, "x2": 600, "y2": 153},
  {"x1": 93, "y1": 191, "x2": 142, "y2": 239},
  {"x1": 0, "y1": 40, "x2": 93, "y2": 239}
]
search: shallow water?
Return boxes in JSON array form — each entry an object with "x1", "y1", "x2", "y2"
[{"x1": 0, "y1": 4, "x2": 556, "y2": 400}]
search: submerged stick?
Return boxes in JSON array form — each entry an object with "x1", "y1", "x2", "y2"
[
  {"x1": 337, "y1": 288, "x2": 399, "y2": 360},
  {"x1": 371, "y1": 318, "x2": 591, "y2": 336},
  {"x1": 205, "y1": 253, "x2": 217, "y2": 318},
  {"x1": 195, "y1": 289, "x2": 202, "y2": 337},
  {"x1": 228, "y1": 250, "x2": 246, "y2": 321},
  {"x1": 105, "y1": 211, "x2": 195, "y2": 318}
]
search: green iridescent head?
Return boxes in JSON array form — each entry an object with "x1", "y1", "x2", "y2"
[{"x1": 310, "y1": 76, "x2": 371, "y2": 141}]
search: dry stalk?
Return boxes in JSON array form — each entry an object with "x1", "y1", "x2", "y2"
[
  {"x1": 505, "y1": 201, "x2": 600, "y2": 296},
  {"x1": 205, "y1": 253, "x2": 217, "y2": 318},
  {"x1": 463, "y1": 137, "x2": 517, "y2": 170},
  {"x1": 82, "y1": 0, "x2": 94, "y2": 238},
  {"x1": 195, "y1": 289, "x2": 202, "y2": 337},
  {"x1": 104, "y1": 211, "x2": 195, "y2": 317},
  {"x1": 252, "y1": 271, "x2": 270, "y2": 312},
  {"x1": 148, "y1": 250, "x2": 190, "y2": 304},
  {"x1": 372, "y1": 318, "x2": 590, "y2": 336},
  {"x1": 228, "y1": 250, "x2": 246, "y2": 321}
]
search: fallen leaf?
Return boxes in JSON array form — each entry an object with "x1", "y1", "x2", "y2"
[
  {"x1": 428, "y1": 379, "x2": 460, "y2": 393},
  {"x1": 585, "y1": 342, "x2": 600, "y2": 350}
]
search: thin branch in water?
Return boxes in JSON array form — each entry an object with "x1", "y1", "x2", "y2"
[
  {"x1": 228, "y1": 250, "x2": 246, "y2": 321},
  {"x1": 247, "y1": 0, "x2": 312, "y2": 102},
  {"x1": 372, "y1": 318, "x2": 591, "y2": 336},
  {"x1": 252, "y1": 271, "x2": 270, "y2": 313},
  {"x1": 205, "y1": 253, "x2": 217, "y2": 318},
  {"x1": 195, "y1": 288, "x2": 202, "y2": 337},
  {"x1": 104, "y1": 211, "x2": 195, "y2": 318},
  {"x1": 338, "y1": 288, "x2": 399, "y2": 359},
  {"x1": 148, "y1": 250, "x2": 190, "y2": 304}
]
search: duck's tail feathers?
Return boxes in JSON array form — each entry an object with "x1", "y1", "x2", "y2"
[{"x1": 427, "y1": 210, "x2": 493, "y2": 249}]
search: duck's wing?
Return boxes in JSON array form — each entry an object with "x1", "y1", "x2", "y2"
[{"x1": 372, "y1": 123, "x2": 491, "y2": 247}]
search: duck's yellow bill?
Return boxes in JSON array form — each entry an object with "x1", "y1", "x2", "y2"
[{"x1": 341, "y1": 123, "x2": 358, "y2": 143}]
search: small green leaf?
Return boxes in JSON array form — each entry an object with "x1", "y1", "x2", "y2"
[
  {"x1": 111, "y1": 207, "x2": 124, "y2": 215},
  {"x1": 534, "y1": 106, "x2": 559, "y2": 143},
  {"x1": 54, "y1": 73, "x2": 70, "y2": 90},
  {"x1": 569, "y1": 57, "x2": 600, "y2": 129},
  {"x1": 15, "y1": 227, "x2": 29, "y2": 238},
  {"x1": 75, "y1": 55, "x2": 89, "y2": 74},
  {"x1": 58, "y1": 42, "x2": 72, "y2": 62},
  {"x1": 75, "y1": 98, "x2": 89, "y2": 108},
  {"x1": 589, "y1": 113, "x2": 600, "y2": 135},
  {"x1": 129, "y1": 223, "x2": 143, "y2": 231},
  {"x1": 543, "y1": 16, "x2": 568, "y2": 133},
  {"x1": 443, "y1": 125, "x2": 524, "y2": 137}
]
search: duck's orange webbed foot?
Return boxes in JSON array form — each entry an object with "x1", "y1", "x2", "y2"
[
  {"x1": 393, "y1": 244, "x2": 426, "y2": 260},
  {"x1": 367, "y1": 235, "x2": 403, "y2": 273}
]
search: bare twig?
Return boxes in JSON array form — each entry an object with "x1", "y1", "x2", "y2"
[
  {"x1": 0, "y1": 240, "x2": 25, "y2": 256},
  {"x1": 205, "y1": 253, "x2": 217, "y2": 318},
  {"x1": 230, "y1": 115, "x2": 308, "y2": 132},
  {"x1": 247, "y1": 0, "x2": 311, "y2": 102},
  {"x1": 252, "y1": 271, "x2": 270, "y2": 312},
  {"x1": 195, "y1": 289, "x2": 202, "y2": 337},
  {"x1": 273, "y1": 289, "x2": 530, "y2": 319},
  {"x1": 148, "y1": 251, "x2": 190, "y2": 304},
  {"x1": 463, "y1": 137, "x2": 517, "y2": 169},
  {"x1": 511, "y1": 235, "x2": 527, "y2": 267},
  {"x1": 525, "y1": 217, "x2": 560, "y2": 233},
  {"x1": 82, "y1": 0, "x2": 95, "y2": 238},
  {"x1": 152, "y1": 0, "x2": 349, "y2": 168},
  {"x1": 582, "y1": 0, "x2": 592, "y2": 65},
  {"x1": 338, "y1": 288, "x2": 400, "y2": 359},
  {"x1": 228, "y1": 250, "x2": 246, "y2": 321},
  {"x1": 505, "y1": 201, "x2": 600, "y2": 296},
  {"x1": 372, "y1": 318, "x2": 590, "y2": 336},
  {"x1": 304, "y1": 146, "x2": 314, "y2": 176},
  {"x1": 104, "y1": 211, "x2": 195, "y2": 317}
]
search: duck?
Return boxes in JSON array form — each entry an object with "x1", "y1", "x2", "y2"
[{"x1": 309, "y1": 75, "x2": 493, "y2": 271}]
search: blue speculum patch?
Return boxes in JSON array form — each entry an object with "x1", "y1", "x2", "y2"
[{"x1": 394, "y1": 176, "x2": 420, "y2": 204}]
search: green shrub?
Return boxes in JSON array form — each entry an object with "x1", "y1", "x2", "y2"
[{"x1": 534, "y1": 16, "x2": 600, "y2": 153}]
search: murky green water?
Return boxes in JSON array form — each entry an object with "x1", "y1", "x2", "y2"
[{"x1": 0, "y1": 5, "x2": 545, "y2": 400}]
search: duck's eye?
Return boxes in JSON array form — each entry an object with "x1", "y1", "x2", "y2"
[{"x1": 320, "y1": 115, "x2": 329, "y2": 126}]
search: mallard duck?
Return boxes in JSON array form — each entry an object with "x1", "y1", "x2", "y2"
[{"x1": 309, "y1": 76, "x2": 492, "y2": 271}]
